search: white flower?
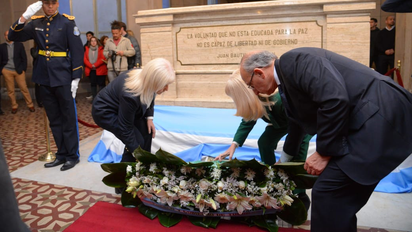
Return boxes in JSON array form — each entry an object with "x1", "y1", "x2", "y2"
[
  {"x1": 256, "y1": 192, "x2": 281, "y2": 209},
  {"x1": 227, "y1": 194, "x2": 252, "y2": 215},
  {"x1": 128, "y1": 176, "x2": 140, "y2": 187},
  {"x1": 238, "y1": 181, "x2": 246, "y2": 190},
  {"x1": 180, "y1": 166, "x2": 192, "y2": 175},
  {"x1": 179, "y1": 180, "x2": 187, "y2": 189},
  {"x1": 149, "y1": 163, "x2": 157, "y2": 173},
  {"x1": 214, "y1": 193, "x2": 230, "y2": 203},
  {"x1": 178, "y1": 190, "x2": 194, "y2": 203},
  {"x1": 274, "y1": 183, "x2": 285, "y2": 191},
  {"x1": 217, "y1": 181, "x2": 224, "y2": 191},
  {"x1": 156, "y1": 190, "x2": 178, "y2": 206},
  {"x1": 199, "y1": 179, "x2": 211, "y2": 191},
  {"x1": 211, "y1": 168, "x2": 221, "y2": 180},
  {"x1": 135, "y1": 162, "x2": 141, "y2": 171},
  {"x1": 195, "y1": 167, "x2": 206, "y2": 176},
  {"x1": 160, "y1": 176, "x2": 169, "y2": 186},
  {"x1": 264, "y1": 167, "x2": 275, "y2": 178},
  {"x1": 126, "y1": 165, "x2": 132, "y2": 173},
  {"x1": 143, "y1": 177, "x2": 152, "y2": 184},
  {"x1": 260, "y1": 187, "x2": 268, "y2": 193},
  {"x1": 245, "y1": 169, "x2": 256, "y2": 181},
  {"x1": 280, "y1": 195, "x2": 294, "y2": 206},
  {"x1": 249, "y1": 197, "x2": 262, "y2": 208},
  {"x1": 231, "y1": 168, "x2": 240, "y2": 178},
  {"x1": 171, "y1": 186, "x2": 180, "y2": 193}
]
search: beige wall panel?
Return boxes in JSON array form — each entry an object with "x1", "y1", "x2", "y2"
[
  {"x1": 176, "y1": 74, "x2": 231, "y2": 100},
  {"x1": 326, "y1": 16, "x2": 370, "y2": 66},
  {"x1": 140, "y1": 31, "x2": 174, "y2": 64}
]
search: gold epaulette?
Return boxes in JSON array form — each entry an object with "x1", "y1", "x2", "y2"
[
  {"x1": 31, "y1": 15, "x2": 45, "y2": 20},
  {"x1": 63, "y1": 13, "x2": 75, "y2": 20}
]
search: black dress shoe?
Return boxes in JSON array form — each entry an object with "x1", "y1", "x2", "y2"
[
  {"x1": 44, "y1": 158, "x2": 66, "y2": 168},
  {"x1": 60, "y1": 159, "x2": 80, "y2": 171}
]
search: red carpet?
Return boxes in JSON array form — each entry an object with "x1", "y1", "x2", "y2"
[{"x1": 65, "y1": 201, "x2": 309, "y2": 232}]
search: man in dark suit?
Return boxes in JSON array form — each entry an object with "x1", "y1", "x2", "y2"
[
  {"x1": 0, "y1": 30, "x2": 35, "y2": 114},
  {"x1": 8, "y1": 0, "x2": 84, "y2": 171},
  {"x1": 239, "y1": 47, "x2": 412, "y2": 232}
]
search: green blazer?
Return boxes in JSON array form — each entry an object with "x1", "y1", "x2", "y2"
[{"x1": 233, "y1": 92, "x2": 288, "y2": 146}]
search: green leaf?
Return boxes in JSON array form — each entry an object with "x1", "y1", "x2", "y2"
[
  {"x1": 208, "y1": 217, "x2": 220, "y2": 229},
  {"x1": 158, "y1": 212, "x2": 182, "y2": 228},
  {"x1": 187, "y1": 216, "x2": 220, "y2": 228},
  {"x1": 290, "y1": 174, "x2": 318, "y2": 189},
  {"x1": 101, "y1": 162, "x2": 132, "y2": 174},
  {"x1": 274, "y1": 162, "x2": 306, "y2": 175},
  {"x1": 187, "y1": 161, "x2": 214, "y2": 168},
  {"x1": 102, "y1": 172, "x2": 127, "y2": 188},
  {"x1": 120, "y1": 190, "x2": 141, "y2": 207},
  {"x1": 138, "y1": 204, "x2": 159, "y2": 220},
  {"x1": 252, "y1": 215, "x2": 279, "y2": 232},
  {"x1": 277, "y1": 197, "x2": 307, "y2": 225},
  {"x1": 220, "y1": 158, "x2": 246, "y2": 168},
  {"x1": 155, "y1": 149, "x2": 187, "y2": 166},
  {"x1": 243, "y1": 159, "x2": 266, "y2": 170},
  {"x1": 133, "y1": 147, "x2": 159, "y2": 163}
]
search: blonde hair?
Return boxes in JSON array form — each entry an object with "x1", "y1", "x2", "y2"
[
  {"x1": 124, "y1": 58, "x2": 175, "y2": 107},
  {"x1": 225, "y1": 70, "x2": 267, "y2": 121}
]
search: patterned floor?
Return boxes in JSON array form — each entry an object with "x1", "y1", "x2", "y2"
[{"x1": 0, "y1": 93, "x2": 405, "y2": 232}]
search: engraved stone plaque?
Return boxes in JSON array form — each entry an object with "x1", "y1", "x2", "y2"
[{"x1": 176, "y1": 21, "x2": 323, "y2": 65}]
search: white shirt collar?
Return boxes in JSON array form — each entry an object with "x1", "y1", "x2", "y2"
[
  {"x1": 273, "y1": 63, "x2": 281, "y2": 85},
  {"x1": 386, "y1": 26, "x2": 395, "y2": 31}
]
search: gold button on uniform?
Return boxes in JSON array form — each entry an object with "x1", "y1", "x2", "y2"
[
  {"x1": 46, "y1": 28, "x2": 49, "y2": 31},
  {"x1": 46, "y1": 46, "x2": 49, "y2": 49},
  {"x1": 47, "y1": 58, "x2": 50, "y2": 61},
  {"x1": 46, "y1": 34, "x2": 49, "y2": 37},
  {"x1": 47, "y1": 23, "x2": 50, "y2": 26},
  {"x1": 46, "y1": 40, "x2": 48, "y2": 43}
]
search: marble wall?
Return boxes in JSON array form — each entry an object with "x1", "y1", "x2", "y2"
[{"x1": 135, "y1": 0, "x2": 375, "y2": 108}]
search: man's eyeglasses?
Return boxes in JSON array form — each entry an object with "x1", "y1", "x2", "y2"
[{"x1": 247, "y1": 71, "x2": 255, "y2": 89}]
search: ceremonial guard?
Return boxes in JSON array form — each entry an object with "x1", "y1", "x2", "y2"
[{"x1": 8, "y1": 0, "x2": 84, "y2": 171}]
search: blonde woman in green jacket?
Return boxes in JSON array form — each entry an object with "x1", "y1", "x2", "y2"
[
  {"x1": 215, "y1": 70, "x2": 313, "y2": 211},
  {"x1": 215, "y1": 70, "x2": 313, "y2": 165}
]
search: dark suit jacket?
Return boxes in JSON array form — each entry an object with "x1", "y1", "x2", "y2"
[
  {"x1": 276, "y1": 47, "x2": 412, "y2": 185},
  {"x1": 92, "y1": 71, "x2": 154, "y2": 152},
  {"x1": 0, "y1": 42, "x2": 27, "y2": 74},
  {"x1": 381, "y1": 0, "x2": 412, "y2": 12}
]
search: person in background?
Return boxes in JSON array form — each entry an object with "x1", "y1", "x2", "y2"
[
  {"x1": 84, "y1": 31, "x2": 94, "y2": 51},
  {"x1": 8, "y1": 0, "x2": 84, "y2": 171},
  {"x1": 369, "y1": 18, "x2": 380, "y2": 69},
  {"x1": 92, "y1": 58, "x2": 174, "y2": 187},
  {"x1": 30, "y1": 41, "x2": 42, "y2": 107},
  {"x1": 100, "y1": 35, "x2": 109, "y2": 47},
  {"x1": 215, "y1": 70, "x2": 312, "y2": 211},
  {"x1": 84, "y1": 36, "x2": 107, "y2": 101},
  {"x1": 239, "y1": 48, "x2": 412, "y2": 232},
  {"x1": 119, "y1": 22, "x2": 141, "y2": 69},
  {"x1": 104, "y1": 20, "x2": 135, "y2": 82},
  {"x1": 375, "y1": 15, "x2": 396, "y2": 77},
  {"x1": 0, "y1": 30, "x2": 35, "y2": 114}
]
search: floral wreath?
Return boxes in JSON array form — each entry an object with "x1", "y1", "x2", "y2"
[{"x1": 102, "y1": 147, "x2": 316, "y2": 231}]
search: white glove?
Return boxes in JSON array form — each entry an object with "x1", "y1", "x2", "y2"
[
  {"x1": 71, "y1": 78, "x2": 80, "y2": 99},
  {"x1": 22, "y1": 1, "x2": 43, "y2": 20},
  {"x1": 280, "y1": 150, "x2": 293, "y2": 163}
]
